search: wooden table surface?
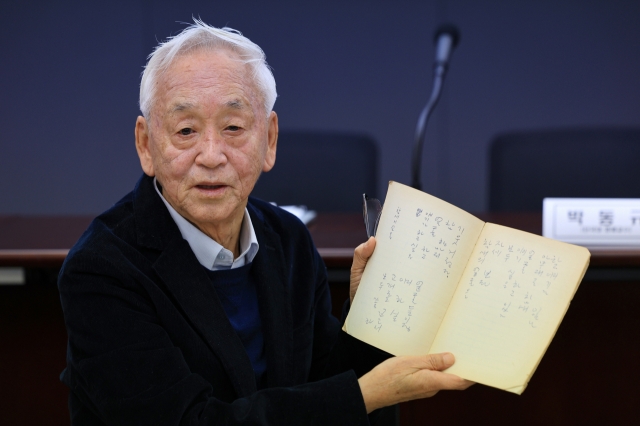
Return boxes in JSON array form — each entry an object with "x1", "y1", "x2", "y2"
[{"x1": 1, "y1": 213, "x2": 639, "y2": 268}]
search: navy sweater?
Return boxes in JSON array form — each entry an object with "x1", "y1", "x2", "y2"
[{"x1": 205, "y1": 264, "x2": 267, "y2": 389}]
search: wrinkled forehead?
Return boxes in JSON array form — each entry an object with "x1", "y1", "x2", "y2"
[{"x1": 152, "y1": 47, "x2": 263, "y2": 117}]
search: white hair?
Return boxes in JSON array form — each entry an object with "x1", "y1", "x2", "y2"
[{"x1": 139, "y1": 18, "x2": 277, "y2": 118}]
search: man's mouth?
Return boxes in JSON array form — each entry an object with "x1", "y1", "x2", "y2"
[{"x1": 197, "y1": 184, "x2": 225, "y2": 190}]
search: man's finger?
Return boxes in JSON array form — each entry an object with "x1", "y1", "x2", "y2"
[
  {"x1": 415, "y1": 370, "x2": 475, "y2": 392},
  {"x1": 350, "y1": 237, "x2": 376, "y2": 303},
  {"x1": 352, "y1": 237, "x2": 376, "y2": 271},
  {"x1": 422, "y1": 352, "x2": 455, "y2": 371}
]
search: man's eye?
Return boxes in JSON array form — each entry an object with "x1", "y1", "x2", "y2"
[
  {"x1": 226, "y1": 125, "x2": 241, "y2": 132},
  {"x1": 179, "y1": 128, "x2": 193, "y2": 136}
]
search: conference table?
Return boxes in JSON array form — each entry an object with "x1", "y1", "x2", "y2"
[
  {"x1": 2, "y1": 212, "x2": 640, "y2": 269},
  {"x1": 1, "y1": 213, "x2": 639, "y2": 425}
]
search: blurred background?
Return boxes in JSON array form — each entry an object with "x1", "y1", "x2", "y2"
[
  {"x1": 2, "y1": 0, "x2": 639, "y2": 215},
  {"x1": 1, "y1": 1, "x2": 639, "y2": 425}
]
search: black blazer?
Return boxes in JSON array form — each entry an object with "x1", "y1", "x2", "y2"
[{"x1": 59, "y1": 175, "x2": 391, "y2": 425}]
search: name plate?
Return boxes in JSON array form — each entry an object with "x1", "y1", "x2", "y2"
[{"x1": 543, "y1": 198, "x2": 640, "y2": 247}]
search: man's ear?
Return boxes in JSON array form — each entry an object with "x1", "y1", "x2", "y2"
[
  {"x1": 262, "y1": 111, "x2": 278, "y2": 172},
  {"x1": 135, "y1": 116, "x2": 155, "y2": 176}
]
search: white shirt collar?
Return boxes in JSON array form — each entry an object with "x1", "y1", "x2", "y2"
[{"x1": 153, "y1": 177, "x2": 259, "y2": 270}]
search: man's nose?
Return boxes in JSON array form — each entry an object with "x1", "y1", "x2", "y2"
[{"x1": 195, "y1": 131, "x2": 228, "y2": 168}]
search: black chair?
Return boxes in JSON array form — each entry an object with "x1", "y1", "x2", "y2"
[
  {"x1": 251, "y1": 131, "x2": 378, "y2": 212},
  {"x1": 488, "y1": 128, "x2": 640, "y2": 212}
]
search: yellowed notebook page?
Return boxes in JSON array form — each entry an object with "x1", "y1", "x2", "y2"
[
  {"x1": 430, "y1": 223, "x2": 590, "y2": 393},
  {"x1": 345, "y1": 182, "x2": 485, "y2": 355}
]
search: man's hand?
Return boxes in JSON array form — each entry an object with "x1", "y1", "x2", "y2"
[
  {"x1": 358, "y1": 353, "x2": 474, "y2": 413},
  {"x1": 350, "y1": 237, "x2": 376, "y2": 304}
]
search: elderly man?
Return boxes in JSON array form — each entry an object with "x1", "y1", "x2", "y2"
[{"x1": 58, "y1": 20, "x2": 471, "y2": 425}]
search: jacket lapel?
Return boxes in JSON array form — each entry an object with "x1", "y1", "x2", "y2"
[
  {"x1": 132, "y1": 175, "x2": 256, "y2": 397},
  {"x1": 249, "y1": 205, "x2": 295, "y2": 388}
]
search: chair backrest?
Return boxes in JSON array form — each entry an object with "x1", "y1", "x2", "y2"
[
  {"x1": 488, "y1": 128, "x2": 640, "y2": 212},
  {"x1": 251, "y1": 131, "x2": 378, "y2": 212}
]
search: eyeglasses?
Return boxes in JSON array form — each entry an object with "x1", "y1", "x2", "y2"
[{"x1": 362, "y1": 194, "x2": 383, "y2": 238}]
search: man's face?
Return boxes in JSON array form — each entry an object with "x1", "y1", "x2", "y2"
[{"x1": 135, "y1": 49, "x2": 278, "y2": 233}]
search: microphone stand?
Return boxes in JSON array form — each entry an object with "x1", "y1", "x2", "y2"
[
  {"x1": 410, "y1": 63, "x2": 447, "y2": 190},
  {"x1": 410, "y1": 25, "x2": 460, "y2": 191}
]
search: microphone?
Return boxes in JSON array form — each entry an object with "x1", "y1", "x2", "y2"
[
  {"x1": 411, "y1": 24, "x2": 460, "y2": 190},
  {"x1": 434, "y1": 24, "x2": 460, "y2": 66}
]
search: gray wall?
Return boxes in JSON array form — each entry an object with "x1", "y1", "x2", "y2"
[{"x1": 2, "y1": 0, "x2": 639, "y2": 214}]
